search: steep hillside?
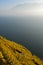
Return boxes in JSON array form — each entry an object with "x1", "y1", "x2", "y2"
[{"x1": 0, "y1": 36, "x2": 43, "y2": 65}]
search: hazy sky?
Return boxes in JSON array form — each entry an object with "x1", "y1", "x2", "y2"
[{"x1": 0, "y1": 0, "x2": 43, "y2": 16}]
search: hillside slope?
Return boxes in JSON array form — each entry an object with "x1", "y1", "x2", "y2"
[{"x1": 0, "y1": 36, "x2": 43, "y2": 65}]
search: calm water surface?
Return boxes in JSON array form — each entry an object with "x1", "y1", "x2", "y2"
[{"x1": 0, "y1": 16, "x2": 43, "y2": 59}]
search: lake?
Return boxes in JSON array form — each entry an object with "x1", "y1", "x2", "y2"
[{"x1": 0, "y1": 16, "x2": 43, "y2": 59}]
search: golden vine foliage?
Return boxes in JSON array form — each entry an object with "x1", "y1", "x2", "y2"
[{"x1": 0, "y1": 36, "x2": 43, "y2": 65}]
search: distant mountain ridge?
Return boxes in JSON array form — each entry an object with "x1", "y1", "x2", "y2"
[{"x1": 0, "y1": 36, "x2": 43, "y2": 65}]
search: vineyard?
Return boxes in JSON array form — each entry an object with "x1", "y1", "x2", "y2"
[{"x1": 0, "y1": 36, "x2": 43, "y2": 65}]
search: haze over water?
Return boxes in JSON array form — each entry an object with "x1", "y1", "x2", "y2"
[{"x1": 0, "y1": 16, "x2": 43, "y2": 59}]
